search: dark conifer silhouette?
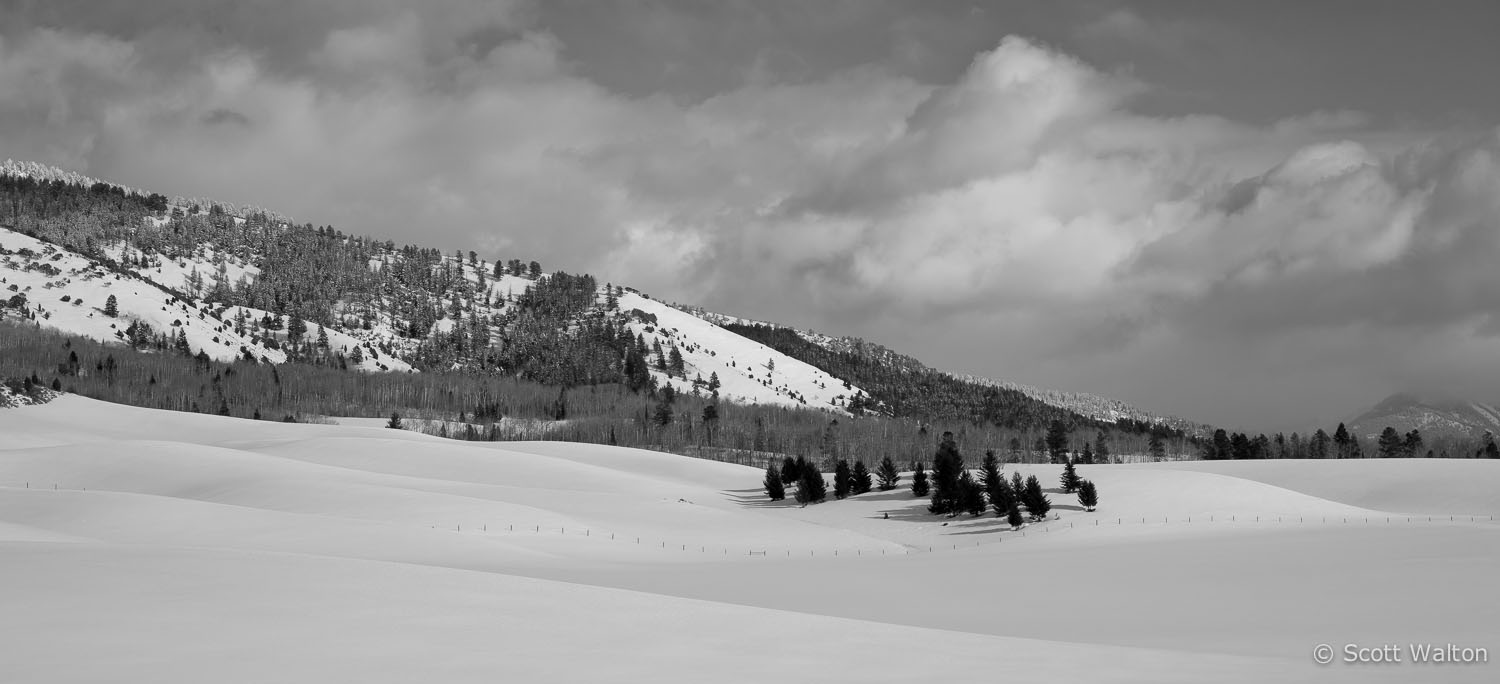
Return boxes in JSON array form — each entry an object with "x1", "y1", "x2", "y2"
[
  {"x1": 1045, "y1": 419, "x2": 1070, "y2": 464},
  {"x1": 910, "y1": 462, "x2": 929, "y2": 497},
  {"x1": 1006, "y1": 501, "x2": 1024, "y2": 529},
  {"x1": 876, "y1": 456, "x2": 900, "y2": 491},
  {"x1": 928, "y1": 431, "x2": 964, "y2": 515},
  {"x1": 1077, "y1": 479, "x2": 1098, "y2": 511},
  {"x1": 959, "y1": 471, "x2": 987, "y2": 516},
  {"x1": 386, "y1": 412, "x2": 402, "y2": 429},
  {"x1": 1060, "y1": 459, "x2": 1082, "y2": 493},
  {"x1": 834, "y1": 459, "x2": 852, "y2": 499},
  {"x1": 795, "y1": 465, "x2": 827, "y2": 505},
  {"x1": 852, "y1": 460, "x2": 873, "y2": 495},
  {"x1": 764, "y1": 463, "x2": 785, "y2": 501},
  {"x1": 1022, "y1": 474, "x2": 1051, "y2": 520},
  {"x1": 780, "y1": 456, "x2": 800, "y2": 485}
]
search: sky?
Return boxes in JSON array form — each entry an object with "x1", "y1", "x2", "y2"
[{"x1": 3, "y1": 0, "x2": 1500, "y2": 433}]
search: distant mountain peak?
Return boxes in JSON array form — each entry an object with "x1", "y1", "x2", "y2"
[{"x1": 1349, "y1": 392, "x2": 1500, "y2": 442}]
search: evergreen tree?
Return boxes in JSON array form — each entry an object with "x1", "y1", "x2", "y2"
[
  {"x1": 780, "y1": 456, "x2": 800, "y2": 485},
  {"x1": 1045, "y1": 420, "x2": 1070, "y2": 464},
  {"x1": 1010, "y1": 471, "x2": 1025, "y2": 501},
  {"x1": 1006, "y1": 501, "x2": 1025, "y2": 529},
  {"x1": 763, "y1": 463, "x2": 785, "y2": 501},
  {"x1": 1311, "y1": 429, "x2": 1331, "y2": 459},
  {"x1": 1077, "y1": 479, "x2": 1098, "y2": 511},
  {"x1": 386, "y1": 412, "x2": 402, "y2": 429},
  {"x1": 1402, "y1": 429, "x2": 1423, "y2": 458},
  {"x1": 852, "y1": 460, "x2": 873, "y2": 495},
  {"x1": 1377, "y1": 426, "x2": 1403, "y2": 458},
  {"x1": 104, "y1": 294, "x2": 118, "y2": 317},
  {"x1": 1209, "y1": 429, "x2": 1231, "y2": 460},
  {"x1": 1333, "y1": 423, "x2": 1352, "y2": 459},
  {"x1": 910, "y1": 462, "x2": 929, "y2": 497},
  {"x1": 1094, "y1": 430, "x2": 1110, "y2": 463},
  {"x1": 1148, "y1": 430, "x2": 1166, "y2": 461},
  {"x1": 876, "y1": 455, "x2": 900, "y2": 491},
  {"x1": 1022, "y1": 474, "x2": 1051, "y2": 520},
  {"x1": 834, "y1": 459, "x2": 852, "y2": 499},
  {"x1": 1060, "y1": 459, "x2": 1082, "y2": 493},
  {"x1": 980, "y1": 451, "x2": 1006, "y2": 510},
  {"x1": 928, "y1": 431, "x2": 964, "y2": 515},
  {"x1": 959, "y1": 471, "x2": 987, "y2": 516},
  {"x1": 795, "y1": 465, "x2": 827, "y2": 505},
  {"x1": 1078, "y1": 441, "x2": 1094, "y2": 464}
]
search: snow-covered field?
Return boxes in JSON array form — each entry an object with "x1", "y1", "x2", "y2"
[{"x1": 2, "y1": 397, "x2": 1496, "y2": 682}]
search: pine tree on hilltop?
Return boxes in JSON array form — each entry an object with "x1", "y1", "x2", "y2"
[
  {"x1": 387, "y1": 412, "x2": 402, "y2": 429},
  {"x1": 911, "y1": 462, "x2": 929, "y2": 497},
  {"x1": 852, "y1": 460, "x2": 873, "y2": 495},
  {"x1": 876, "y1": 456, "x2": 900, "y2": 491},
  {"x1": 834, "y1": 459, "x2": 852, "y2": 499},
  {"x1": 795, "y1": 465, "x2": 827, "y2": 505},
  {"x1": 1022, "y1": 474, "x2": 1051, "y2": 520},
  {"x1": 1077, "y1": 479, "x2": 1098, "y2": 512},
  {"x1": 104, "y1": 294, "x2": 118, "y2": 318},
  {"x1": 1060, "y1": 459, "x2": 1082, "y2": 493},
  {"x1": 764, "y1": 462, "x2": 785, "y2": 501}
]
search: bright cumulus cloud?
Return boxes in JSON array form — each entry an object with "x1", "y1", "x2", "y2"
[{"x1": 2, "y1": 3, "x2": 1500, "y2": 431}]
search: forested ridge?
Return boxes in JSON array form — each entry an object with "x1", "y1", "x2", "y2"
[{"x1": 2, "y1": 167, "x2": 1211, "y2": 463}]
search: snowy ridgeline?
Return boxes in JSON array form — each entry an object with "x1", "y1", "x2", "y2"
[
  {"x1": 1, "y1": 224, "x2": 866, "y2": 412},
  {"x1": 1, "y1": 159, "x2": 289, "y2": 224}
]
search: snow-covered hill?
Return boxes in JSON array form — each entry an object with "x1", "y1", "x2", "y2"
[
  {"x1": 3, "y1": 158, "x2": 1191, "y2": 424},
  {"x1": 1348, "y1": 392, "x2": 1500, "y2": 441},
  {"x1": 1, "y1": 222, "x2": 858, "y2": 411},
  {"x1": 686, "y1": 303, "x2": 1200, "y2": 431},
  {"x1": 2, "y1": 396, "x2": 1496, "y2": 683},
  {"x1": 2, "y1": 227, "x2": 288, "y2": 365},
  {"x1": 621, "y1": 292, "x2": 866, "y2": 411}
]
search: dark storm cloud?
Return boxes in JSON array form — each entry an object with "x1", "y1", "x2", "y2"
[{"x1": 2, "y1": 1, "x2": 1499, "y2": 431}]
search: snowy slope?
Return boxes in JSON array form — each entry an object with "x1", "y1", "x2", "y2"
[
  {"x1": 2, "y1": 397, "x2": 1497, "y2": 683},
  {"x1": 688, "y1": 304, "x2": 1200, "y2": 429},
  {"x1": 620, "y1": 292, "x2": 867, "y2": 412},
  {"x1": 1, "y1": 227, "x2": 287, "y2": 364},
  {"x1": 1348, "y1": 392, "x2": 1500, "y2": 441}
]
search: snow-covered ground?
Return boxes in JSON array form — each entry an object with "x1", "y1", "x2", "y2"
[
  {"x1": 2, "y1": 396, "x2": 1496, "y2": 682},
  {"x1": 620, "y1": 291, "x2": 867, "y2": 412}
]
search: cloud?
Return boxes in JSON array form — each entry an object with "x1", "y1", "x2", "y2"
[{"x1": 1, "y1": 7, "x2": 1498, "y2": 431}]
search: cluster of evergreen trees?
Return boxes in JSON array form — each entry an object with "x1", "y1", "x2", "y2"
[
  {"x1": 763, "y1": 431, "x2": 1102, "y2": 530},
  {"x1": 1201, "y1": 422, "x2": 1497, "y2": 461}
]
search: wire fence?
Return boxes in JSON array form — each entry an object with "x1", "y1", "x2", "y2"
[{"x1": 8, "y1": 481, "x2": 1496, "y2": 561}]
